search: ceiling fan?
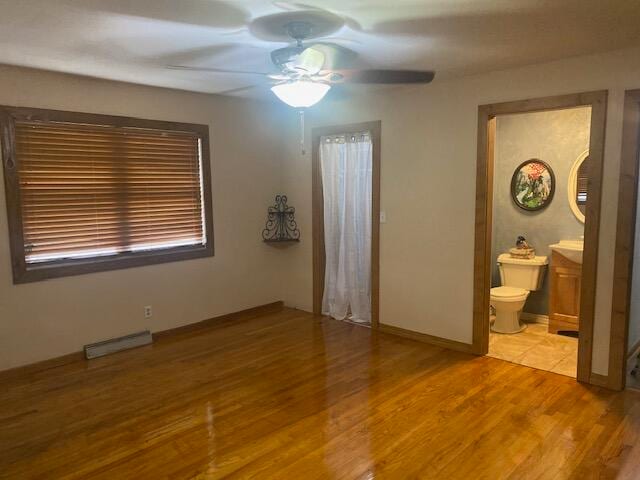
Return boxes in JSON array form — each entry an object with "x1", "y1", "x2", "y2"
[{"x1": 167, "y1": 8, "x2": 435, "y2": 108}]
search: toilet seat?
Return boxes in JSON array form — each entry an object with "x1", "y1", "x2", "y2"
[{"x1": 490, "y1": 286, "x2": 528, "y2": 302}]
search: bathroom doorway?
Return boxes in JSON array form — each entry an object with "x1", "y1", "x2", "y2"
[
  {"x1": 312, "y1": 121, "x2": 381, "y2": 327},
  {"x1": 473, "y1": 92, "x2": 608, "y2": 386}
]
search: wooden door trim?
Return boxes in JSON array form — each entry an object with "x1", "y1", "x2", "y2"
[
  {"x1": 312, "y1": 121, "x2": 381, "y2": 328},
  {"x1": 609, "y1": 89, "x2": 640, "y2": 390},
  {"x1": 473, "y1": 91, "x2": 608, "y2": 386}
]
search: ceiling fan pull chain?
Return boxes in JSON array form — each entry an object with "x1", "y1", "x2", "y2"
[{"x1": 299, "y1": 109, "x2": 305, "y2": 155}]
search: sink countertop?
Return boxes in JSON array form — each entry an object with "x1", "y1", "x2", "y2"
[{"x1": 549, "y1": 239, "x2": 584, "y2": 264}]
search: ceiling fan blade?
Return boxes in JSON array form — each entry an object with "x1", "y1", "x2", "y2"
[
  {"x1": 167, "y1": 65, "x2": 271, "y2": 76},
  {"x1": 272, "y1": 1, "x2": 323, "y2": 11},
  {"x1": 219, "y1": 27, "x2": 249, "y2": 37},
  {"x1": 268, "y1": 73, "x2": 291, "y2": 81},
  {"x1": 334, "y1": 69, "x2": 435, "y2": 84},
  {"x1": 315, "y1": 37, "x2": 362, "y2": 46},
  {"x1": 219, "y1": 84, "x2": 260, "y2": 95}
]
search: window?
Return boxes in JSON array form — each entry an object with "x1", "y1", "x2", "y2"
[
  {"x1": 1, "y1": 106, "x2": 213, "y2": 283},
  {"x1": 576, "y1": 156, "x2": 589, "y2": 207}
]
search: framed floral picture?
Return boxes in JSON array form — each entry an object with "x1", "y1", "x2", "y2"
[{"x1": 510, "y1": 159, "x2": 555, "y2": 211}]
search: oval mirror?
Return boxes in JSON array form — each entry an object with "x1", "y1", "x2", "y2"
[{"x1": 568, "y1": 150, "x2": 589, "y2": 223}]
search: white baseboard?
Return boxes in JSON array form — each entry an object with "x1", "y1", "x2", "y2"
[{"x1": 521, "y1": 312, "x2": 549, "y2": 325}]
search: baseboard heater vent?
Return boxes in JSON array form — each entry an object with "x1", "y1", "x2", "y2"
[{"x1": 84, "y1": 330, "x2": 153, "y2": 359}]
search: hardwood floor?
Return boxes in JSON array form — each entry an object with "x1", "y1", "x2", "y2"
[{"x1": 1, "y1": 308, "x2": 640, "y2": 479}]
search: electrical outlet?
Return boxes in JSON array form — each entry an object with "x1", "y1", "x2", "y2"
[{"x1": 144, "y1": 305, "x2": 152, "y2": 319}]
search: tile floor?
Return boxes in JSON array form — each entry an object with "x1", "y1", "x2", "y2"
[{"x1": 488, "y1": 321, "x2": 578, "y2": 377}]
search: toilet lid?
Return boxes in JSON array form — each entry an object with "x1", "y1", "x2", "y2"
[{"x1": 491, "y1": 286, "x2": 527, "y2": 298}]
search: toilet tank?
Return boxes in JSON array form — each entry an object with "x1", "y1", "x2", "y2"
[{"x1": 497, "y1": 254, "x2": 548, "y2": 291}]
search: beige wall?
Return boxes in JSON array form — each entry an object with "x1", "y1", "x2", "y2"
[
  {"x1": 0, "y1": 65, "x2": 288, "y2": 370},
  {"x1": 3, "y1": 46, "x2": 640, "y2": 378},
  {"x1": 281, "y1": 46, "x2": 640, "y2": 376}
]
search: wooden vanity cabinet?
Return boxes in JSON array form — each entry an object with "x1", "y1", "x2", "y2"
[{"x1": 548, "y1": 251, "x2": 582, "y2": 334}]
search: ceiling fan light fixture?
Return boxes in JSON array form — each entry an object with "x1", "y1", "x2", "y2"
[{"x1": 271, "y1": 80, "x2": 330, "y2": 108}]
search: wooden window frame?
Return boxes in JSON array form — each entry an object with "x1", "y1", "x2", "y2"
[{"x1": 1, "y1": 106, "x2": 214, "y2": 284}]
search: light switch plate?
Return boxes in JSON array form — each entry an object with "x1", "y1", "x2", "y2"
[{"x1": 380, "y1": 211, "x2": 387, "y2": 223}]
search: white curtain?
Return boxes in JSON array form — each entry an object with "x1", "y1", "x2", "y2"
[{"x1": 320, "y1": 132, "x2": 372, "y2": 323}]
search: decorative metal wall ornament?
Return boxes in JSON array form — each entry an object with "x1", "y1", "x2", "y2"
[
  {"x1": 511, "y1": 159, "x2": 555, "y2": 211},
  {"x1": 262, "y1": 195, "x2": 300, "y2": 242}
]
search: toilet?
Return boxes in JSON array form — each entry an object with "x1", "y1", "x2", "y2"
[{"x1": 490, "y1": 254, "x2": 548, "y2": 334}]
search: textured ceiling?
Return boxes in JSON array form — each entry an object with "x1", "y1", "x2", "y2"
[{"x1": 0, "y1": 0, "x2": 639, "y2": 98}]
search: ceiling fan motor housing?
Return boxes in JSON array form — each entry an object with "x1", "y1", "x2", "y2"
[
  {"x1": 249, "y1": 10, "x2": 345, "y2": 42},
  {"x1": 286, "y1": 21, "x2": 313, "y2": 44}
]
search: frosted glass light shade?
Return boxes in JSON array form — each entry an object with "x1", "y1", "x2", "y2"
[{"x1": 271, "y1": 81, "x2": 330, "y2": 108}]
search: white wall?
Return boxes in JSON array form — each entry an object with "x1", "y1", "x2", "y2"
[
  {"x1": 0, "y1": 65, "x2": 288, "y2": 370},
  {"x1": 281, "y1": 46, "x2": 640, "y2": 376}
]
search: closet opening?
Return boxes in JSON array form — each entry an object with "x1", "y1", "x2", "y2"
[{"x1": 312, "y1": 121, "x2": 381, "y2": 327}]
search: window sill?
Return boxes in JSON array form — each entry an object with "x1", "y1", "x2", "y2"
[{"x1": 13, "y1": 244, "x2": 214, "y2": 284}]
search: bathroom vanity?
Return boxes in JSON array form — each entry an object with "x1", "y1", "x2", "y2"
[{"x1": 548, "y1": 241, "x2": 583, "y2": 334}]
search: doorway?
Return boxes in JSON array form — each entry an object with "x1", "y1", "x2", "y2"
[
  {"x1": 473, "y1": 92, "x2": 608, "y2": 386},
  {"x1": 312, "y1": 121, "x2": 381, "y2": 327},
  {"x1": 610, "y1": 89, "x2": 640, "y2": 391}
]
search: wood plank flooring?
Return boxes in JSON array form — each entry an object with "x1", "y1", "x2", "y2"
[{"x1": 1, "y1": 307, "x2": 640, "y2": 479}]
